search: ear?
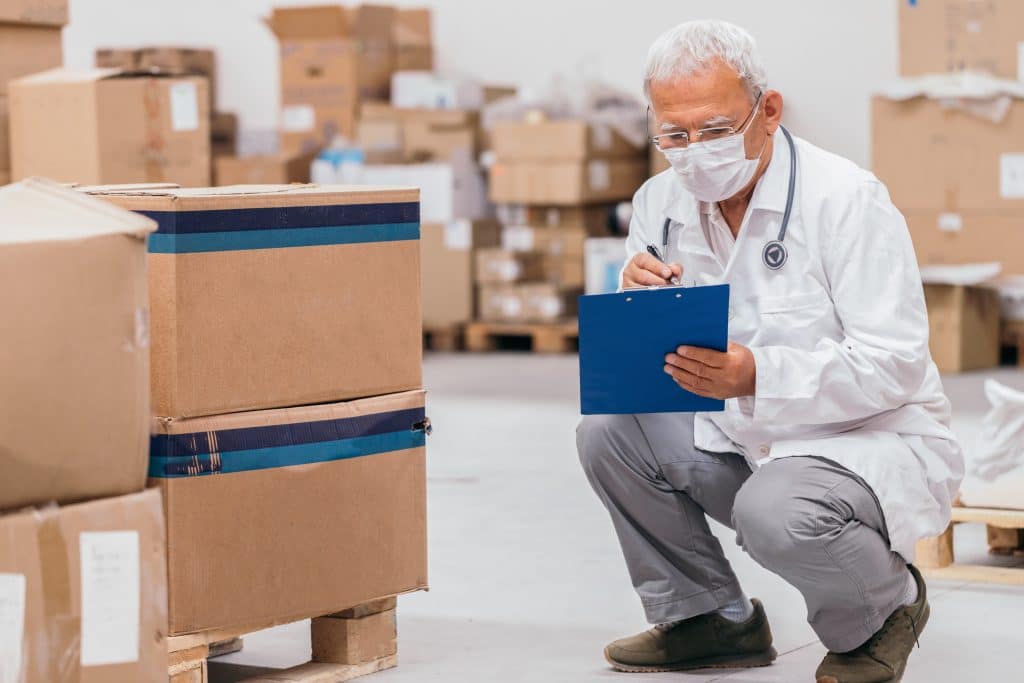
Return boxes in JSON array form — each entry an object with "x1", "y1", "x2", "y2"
[{"x1": 762, "y1": 90, "x2": 783, "y2": 135}]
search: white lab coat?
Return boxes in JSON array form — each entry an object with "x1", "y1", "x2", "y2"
[{"x1": 626, "y1": 134, "x2": 964, "y2": 561}]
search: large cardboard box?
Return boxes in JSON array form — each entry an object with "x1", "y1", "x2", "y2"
[
  {"x1": 214, "y1": 151, "x2": 315, "y2": 185},
  {"x1": 9, "y1": 68, "x2": 211, "y2": 186},
  {"x1": 0, "y1": 488, "x2": 168, "y2": 682},
  {"x1": 479, "y1": 283, "x2": 580, "y2": 323},
  {"x1": 872, "y1": 96, "x2": 1024, "y2": 212},
  {"x1": 86, "y1": 183, "x2": 422, "y2": 419},
  {"x1": 491, "y1": 120, "x2": 643, "y2": 161},
  {"x1": 899, "y1": 0, "x2": 1024, "y2": 80},
  {"x1": 489, "y1": 158, "x2": 648, "y2": 205},
  {"x1": 150, "y1": 390, "x2": 428, "y2": 634},
  {"x1": 352, "y1": 4, "x2": 397, "y2": 101},
  {"x1": 0, "y1": 0, "x2": 65, "y2": 95},
  {"x1": 421, "y1": 219, "x2": 500, "y2": 327},
  {"x1": 96, "y1": 46, "x2": 218, "y2": 108},
  {"x1": 357, "y1": 102, "x2": 478, "y2": 162},
  {"x1": 924, "y1": 283, "x2": 1001, "y2": 373},
  {"x1": 475, "y1": 248, "x2": 545, "y2": 284},
  {"x1": 904, "y1": 210, "x2": 1024, "y2": 275},
  {"x1": 0, "y1": 179, "x2": 153, "y2": 511},
  {"x1": 0, "y1": 0, "x2": 68, "y2": 25}
]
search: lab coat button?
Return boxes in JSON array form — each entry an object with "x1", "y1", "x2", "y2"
[{"x1": 759, "y1": 444, "x2": 770, "y2": 456}]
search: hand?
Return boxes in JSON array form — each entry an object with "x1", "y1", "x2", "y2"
[
  {"x1": 622, "y1": 252, "x2": 683, "y2": 289},
  {"x1": 664, "y1": 342, "x2": 756, "y2": 399}
]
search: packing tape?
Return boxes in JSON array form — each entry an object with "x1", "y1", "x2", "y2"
[{"x1": 36, "y1": 509, "x2": 80, "y2": 682}]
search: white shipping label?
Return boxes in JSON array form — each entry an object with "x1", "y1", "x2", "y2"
[
  {"x1": 497, "y1": 261, "x2": 522, "y2": 281},
  {"x1": 1000, "y1": 153, "x2": 1024, "y2": 199},
  {"x1": 536, "y1": 296, "x2": 563, "y2": 320},
  {"x1": 282, "y1": 105, "x2": 316, "y2": 133},
  {"x1": 502, "y1": 226, "x2": 534, "y2": 251},
  {"x1": 444, "y1": 220, "x2": 472, "y2": 251},
  {"x1": 80, "y1": 531, "x2": 140, "y2": 667},
  {"x1": 0, "y1": 574, "x2": 26, "y2": 683},
  {"x1": 590, "y1": 124, "x2": 613, "y2": 150},
  {"x1": 937, "y1": 213, "x2": 963, "y2": 232},
  {"x1": 169, "y1": 82, "x2": 199, "y2": 132},
  {"x1": 588, "y1": 161, "x2": 611, "y2": 191},
  {"x1": 500, "y1": 296, "x2": 523, "y2": 318}
]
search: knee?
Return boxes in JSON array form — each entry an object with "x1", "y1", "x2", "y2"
[
  {"x1": 576, "y1": 414, "x2": 635, "y2": 478},
  {"x1": 732, "y1": 473, "x2": 819, "y2": 566}
]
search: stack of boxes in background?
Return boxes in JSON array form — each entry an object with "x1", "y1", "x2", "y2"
[
  {"x1": 0, "y1": 0, "x2": 67, "y2": 185},
  {"x1": 0, "y1": 179, "x2": 168, "y2": 681},
  {"x1": 872, "y1": 0, "x2": 1024, "y2": 373}
]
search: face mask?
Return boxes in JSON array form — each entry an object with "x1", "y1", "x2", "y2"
[{"x1": 661, "y1": 133, "x2": 764, "y2": 203}]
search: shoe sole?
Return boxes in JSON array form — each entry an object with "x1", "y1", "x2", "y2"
[{"x1": 604, "y1": 646, "x2": 778, "y2": 673}]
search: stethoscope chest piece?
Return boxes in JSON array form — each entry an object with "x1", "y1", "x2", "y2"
[{"x1": 762, "y1": 240, "x2": 787, "y2": 270}]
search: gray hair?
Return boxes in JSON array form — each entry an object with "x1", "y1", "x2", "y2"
[{"x1": 643, "y1": 20, "x2": 767, "y2": 101}]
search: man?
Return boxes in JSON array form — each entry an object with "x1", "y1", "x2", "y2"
[{"x1": 576, "y1": 19, "x2": 963, "y2": 683}]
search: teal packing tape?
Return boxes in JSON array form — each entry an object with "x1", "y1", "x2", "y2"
[{"x1": 147, "y1": 222, "x2": 420, "y2": 254}]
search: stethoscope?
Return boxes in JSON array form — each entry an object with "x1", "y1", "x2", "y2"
[{"x1": 662, "y1": 124, "x2": 797, "y2": 271}]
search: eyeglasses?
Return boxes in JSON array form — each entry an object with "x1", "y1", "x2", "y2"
[{"x1": 650, "y1": 92, "x2": 763, "y2": 150}]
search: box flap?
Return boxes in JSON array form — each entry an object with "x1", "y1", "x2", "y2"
[
  {"x1": 394, "y1": 8, "x2": 431, "y2": 48},
  {"x1": 351, "y1": 4, "x2": 396, "y2": 43},
  {"x1": 0, "y1": 177, "x2": 156, "y2": 244},
  {"x1": 0, "y1": 0, "x2": 68, "y2": 27},
  {"x1": 83, "y1": 183, "x2": 421, "y2": 211},
  {"x1": 10, "y1": 67, "x2": 122, "y2": 86},
  {"x1": 265, "y1": 5, "x2": 350, "y2": 40}
]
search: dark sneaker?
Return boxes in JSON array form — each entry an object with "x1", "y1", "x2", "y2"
[
  {"x1": 816, "y1": 565, "x2": 929, "y2": 683},
  {"x1": 603, "y1": 598, "x2": 776, "y2": 673}
]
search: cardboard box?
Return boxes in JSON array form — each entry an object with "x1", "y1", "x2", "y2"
[
  {"x1": 9, "y1": 68, "x2": 211, "y2": 187},
  {"x1": 509, "y1": 203, "x2": 618, "y2": 234},
  {"x1": 358, "y1": 102, "x2": 478, "y2": 162},
  {"x1": 650, "y1": 145, "x2": 670, "y2": 176},
  {"x1": 475, "y1": 248, "x2": 546, "y2": 284},
  {"x1": 585, "y1": 237, "x2": 627, "y2": 294},
  {"x1": 899, "y1": 0, "x2": 1024, "y2": 79},
  {"x1": 420, "y1": 219, "x2": 500, "y2": 327},
  {"x1": 541, "y1": 254, "x2": 585, "y2": 288},
  {"x1": 489, "y1": 158, "x2": 648, "y2": 205},
  {"x1": 872, "y1": 95, "x2": 1024, "y2": 212},
  {"x1": 360, "y1": 159, "x2": 489, "y2": 222},
  {"x1": 483, "y1": 85, "x2": 517, "y2": 105},
  {"x1": 214, "y1": 152, "x2": 315, "y2": 186},
  {"x1": 0, "y1": 488, "x2": 168, "y2": 683},
  {"x1": 0, "y1": 0, "x2": 68, "y2": 26},
  {"x1": 150, "y1": 390, "x2": 428, "y2": 634},
  {"x1": 0, "y1": 179, "x2": 153, "y2": 511},
  {"x1": 0, "y1": 95, "x2": 9, "y2": 173},
  {"x1": 393, "y1": 8, "x2": 433, "y2": 71},
  {"x1": 479, "y1": 283, "x2": 580, "y2": 323},
  {"x1": 94, "y1": 47, "x2": 137, "y2": 70},
  {"x1": 96, "y1": 46, "x2": 218, "y2": 108},
  {"x1": 924, "y1": 283, "x2": 1001, "y2": 373},
  {"x1": 904, "y1": 210, "x2": 1024, "y2": 275},
  {"x1": 0, "y1": 22, "x2": 63, "y2": 95},
  {"x1": 502, "y1": 225, "x2": 587, "y2": 256},
  {"x1": 86, "y1": 183, "x2": 422, "y2": 419},
  {"x1": 491, "y1": 120, "x2": 643, "y2": 161}
]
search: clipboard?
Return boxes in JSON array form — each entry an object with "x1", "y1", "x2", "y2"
[{"x1": 578, "y1": 284, "x2": 730, "y2": 415}]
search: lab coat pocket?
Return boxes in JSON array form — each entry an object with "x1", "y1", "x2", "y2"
[{"x1": 753, "y1": 289, "x2": 833, "y2": 348}]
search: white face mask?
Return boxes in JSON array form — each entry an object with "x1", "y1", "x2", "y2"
[{"x1": 661, "y1": 133, "x2": 764, "y2": 203}]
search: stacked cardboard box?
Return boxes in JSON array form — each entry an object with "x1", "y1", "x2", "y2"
[
  {"x1": 84, "y1": 183, "x2": 428, "y2": 635},
  {"x1": 9, "y1": 68, "x2": 212, "y2": 186},
  {"x1": 873, "y1": 6, "x2": 1024, "y2": 371},
  {"x1": 214, "y1": 150, "x2": 316, "y2": 185},
  {"x1": 482, "y1": 120, "x2": 643, "y2": 324},
  {"x1": 0, "y1": 178, "x2": 169, "y2": 681},
  {"x1": 358, "y1": 100, "x2": 479, "y2": 163}
]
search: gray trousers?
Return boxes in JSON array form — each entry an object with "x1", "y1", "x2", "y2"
[{"x1": 577, "y1": 413, "x2": 910, "y2": 653}]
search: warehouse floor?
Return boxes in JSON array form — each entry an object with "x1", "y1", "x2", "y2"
[{"x1": 210, "y1": 355, "x2": 1024, "y2": 683}]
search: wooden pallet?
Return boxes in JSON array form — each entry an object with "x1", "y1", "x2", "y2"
[
  {"x1": 169, "y1": 597, "x2": 398, "y2": 683},
  {"x1": 465, "y1": 320, "x2": 579, "y2": 353},
  {"x1": 423, "y1": 324, "x2": 465, "y2": 352},
  {"x1": 916, "y1": 506, "x2": 1024, "y2": 585}
]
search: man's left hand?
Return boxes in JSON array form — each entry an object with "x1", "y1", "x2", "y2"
[{"x1": 664, "y1": 342, "x2": 756, "y2": 399}]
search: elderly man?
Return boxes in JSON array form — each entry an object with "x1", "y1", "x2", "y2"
[{"x1": 576, "y1": 19, "x2": 963, "y2": 683}]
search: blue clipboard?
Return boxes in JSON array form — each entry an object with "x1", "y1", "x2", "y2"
[{"x1": 578, "y1": 284, "x2": 730, "y2": 415}]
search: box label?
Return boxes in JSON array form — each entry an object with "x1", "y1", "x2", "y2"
[
  {"x1": 536, "y1": 295, "x2": 562, "y2": 319},
  {"x1": 937, "y1": 213, "x2": 963, "y2": 232},
  {"x1": 444, "y1": 219, "x2": 472, "y2": 251},
  {"x1": 499, "y1": 295, "x2": 522, "y2": 318},
  {"x1": 502, "y1": 226, "x2": 534, "y2": 251},
  {"x1": 1000, "y1": 153, "x2": 1024, "y2": 199},
  {"x1": 0, "y1": 574, "x2": 26, "y2": 683},
  {"x1": 80, "y1": 531, "x2": 140, "y2": 666},
  {"x1": 282, "y1": 105, "x2": 316, "y2": 133},
  {"x1": 170, "y1": 82, "x2": 200, "y2": 132},
  {"x1": 589, "y1": 161, "x2": 611, "y2": 190}
]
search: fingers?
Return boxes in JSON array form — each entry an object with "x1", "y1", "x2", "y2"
[
  {"x1": 663, "y1": 364, "x2": 716, "y2": 397},
  {"x1": 669, "y1": 263, "x2": 683, "y2": 279},
  {"x1": 623, "y1": 266, "x2": 670, "y2": 288},
  {"x1": 675, "y1": 345, "x2": 726, "y2": 368},
  {"x1": 664, "y1": 352, "x2": 708, "y2": 378},
  {"x1": 633, "y1": 252, "x2": 674, "y2": 280}
]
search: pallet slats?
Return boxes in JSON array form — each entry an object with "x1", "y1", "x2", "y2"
[
  {"x1": 465, "y1": 320, "x2": 578, "y2": 353},
  {"x1": 917, "y1": 505, "x2": 1024, "y2": 586}
]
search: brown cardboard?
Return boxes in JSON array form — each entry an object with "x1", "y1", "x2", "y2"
[
  {"x1": 0, "y1": 23, "x2": 62, "y2": 95},
  {"x1": 483, "y1": 85, "x2": 517, "y2": 105},
  {"x1": 0, "y1": 488, "x2": 168, "y2": 683},
  {"x1": 904, "y1": 210, "x2": 1024, "y2": 275},
  {"x1": 420, "y1": 220, "x2": 500, "y2": 327},
  {"x1": 475, "y1": 248, "x2": 546, "y2": 284},
  {"x1": 541, "y1": 254, "x2": 585, "y2": 288},
  {"x1": 923, "y1": 283, "x2": 1001, "y2": 373},
  {"x1": 358, "y1": 103, "x2": 478, "y2": 162},
  {"x1": 9, "y1": 68, "x2": 211, "y2": 187},
  {"x1": 87, "y1": 183, "x2": 423, "y2": 419},
  {"x1": 502, "y1": 224, "x2": 587, "y2": 256},
  {"x1": 395, "y1": 45, "x2": 434, "y2": 71},
  {"x1": 0, "y1": 179, "x2": 153, "y2": 511},
  {"x1": 95, "y1": 46, "x2": 217, "y2": 106},
  {"x1": 152, "y1": 390, "x2": 428, "y2": 635},
  {"x1": 94, "y1": 47, "x2": 137, "y2": 70},
  {"x1": 278, "y1": 37, "x2": 360, "y2": 154},
  {"x1": 479, "y1": 283, "x2": 580, "y2": 323},
  {"x1": 0, "y1": 95, "x2": 9, "y2": 173},
  {"x1": 489, "y1": 158, "x2": 648, "y2": 205},
  {"x1": 213, "y1": 152, "x2": 315, "y2": 186},
  {"x1": 871, "y1": 96, "x2": 1024, "y2": 212},
  {"x1": 899, "y1": 0, "x2": 1024, "y2": 79},
  {"x1": 650, "y1": 145, "x2": 670, "y2": 176},
  {"x1": 393, "y1": 7, "x2": 433, "y2": 71},
  {"x1": 491, "y1": 120, "x2": 643, "y2": 161},
  {"x1": 0, "y1": 0, "x2": 68, "y2": 25},
  {"x1": 211, "y1": 110, "x2": 238, "y2": 158},
  {"x1": 520, "y1": 204, "x2": 617, "y2": 234}
]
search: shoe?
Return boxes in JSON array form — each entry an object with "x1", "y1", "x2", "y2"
[
  {"x1": 815, "y1": 565, "x2": 929, "y2": 683},
  {"x1": 603, "y1": 598, "x2": 776, "y2": 673}
]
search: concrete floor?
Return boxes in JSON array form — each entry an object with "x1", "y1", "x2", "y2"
[{"x1": 211, "y1": 355, "x2": 1024, "y2": 683}]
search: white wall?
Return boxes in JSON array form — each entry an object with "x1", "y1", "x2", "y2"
[{"x1": 64, "y1": 0, "x2": 898, "y2": 168}]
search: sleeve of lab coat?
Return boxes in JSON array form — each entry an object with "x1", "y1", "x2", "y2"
[
  {"x1": 619, "y1": 181, "x2": 656, "y2": 290},
  {"x1": 749, "y1": 178, "x2": 932, "y2": 425}
]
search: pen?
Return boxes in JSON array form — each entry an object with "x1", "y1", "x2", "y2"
[{"x1": 646, "y1": 245, "x2": 682, "y2": 286}]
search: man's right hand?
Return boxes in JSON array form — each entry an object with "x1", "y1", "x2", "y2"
[{"x1": 622, "y1": 253, "x2": 684, "y2": 289}]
